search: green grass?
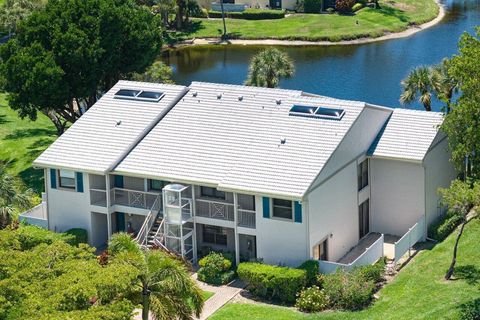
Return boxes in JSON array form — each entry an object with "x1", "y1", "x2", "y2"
[
  {"x1": 175, "y1": 0, "x2": 438, "y2": 42},
  {"x1": 210, "y1": 218, "x2": 480, "y2": 320},
  {"x1": 0, "y1": 93, "x2": 56, "y2": 193},
  {"x1": 202, "y1": 290, "x2": 215, "y2": 301}
]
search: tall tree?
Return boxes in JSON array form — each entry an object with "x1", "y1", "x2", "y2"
[
  {"x1": 131, "y1": 61, "x2": 174, "y2": 84},
  {"x1": 109, "y1": 233, "x2": 204, "y2": 320},
  {"x1": 245, "y1": 48, "x2": 294, "y2": 88},
  {"x1": 442, "y1": 28, "x2": 480, "y2": 178},
  {"x1": 0, "y1": 0, "x2": 45, "y2": 35},
  {"x1": 0, "y1": 0, "x2": 163, "y2": 135},
  {"x1": 152, "y1": 0, "x2": 177, "y2": 29},
  {"x1": 0, "y1": 164, "x2": 33, "y2": 229},
  {"x1": 430, "y1": 58, "x2": 459, "y2": 113},
  {"x1": 400, "y1": 66, "x2": 435, "y2": 111}
]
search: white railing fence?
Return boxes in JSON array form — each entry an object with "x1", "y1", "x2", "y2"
[
  {"x1": 19, "y1": 203, "x2": 48, "y2": 228},
  {"x1": 114, "y1": 188, "x2": 161, "y2": 211},
  {"x1": 394, "y1": 216, "x2": 425, "y2": 262},
  {"x1": 318, "y1": 234, "x2": 384, "y2": 274}
]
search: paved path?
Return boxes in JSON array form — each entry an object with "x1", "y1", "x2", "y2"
[{"x1": 133, "y1": 274, "x2": 244, "y2": 320}]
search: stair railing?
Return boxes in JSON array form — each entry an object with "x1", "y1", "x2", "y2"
[
  {"x1": 135, "y1": 195, "x2": 160, "y2": 247},
  {"x1": 152, "y1": 218, "x2": 168, "y2": 251}
]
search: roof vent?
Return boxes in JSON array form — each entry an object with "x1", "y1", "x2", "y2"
[
  {"x1": 217, "y1": 93, "x2": 222, "y2": 99},
  {"x1": 192, "y1": 91, "x2": 198, "y2": 97},
  {"x1": 280, "y1": 138, "x2": 287, "y2": 145},
  {"x1": 238, "y1": 95, "x2": 243, "y2": 101},
  {"x1": 115, "y1": 120, "x2": 122, "y2": 127},
  {"x1": 276, "y1": 99, "x2": 282, "y2": 105},
  {"x1": 289, "y1": 105, "x2": 345, "y2": 120}
]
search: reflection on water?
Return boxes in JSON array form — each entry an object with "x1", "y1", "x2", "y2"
[{"x1": 163, "y1": 0, "x2": 480, "y2": 110}]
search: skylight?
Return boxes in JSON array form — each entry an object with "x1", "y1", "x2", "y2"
[
  {"x1": 114, "y1": 89, "x2": 165, "y2": 102},
  {"x1": 289, "y1": 105, "x2": 345, "y2": 120}
]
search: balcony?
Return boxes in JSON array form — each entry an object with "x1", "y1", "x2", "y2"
[
  {"x1": 238, "y1": 209, "x2": 256, "y2": 228},
  {"x1": 90, "y1": 187, "x2": 161, "y2": 211},
  {"x1": 196, "y1": 199, "x2": 235, "y2": 221}
]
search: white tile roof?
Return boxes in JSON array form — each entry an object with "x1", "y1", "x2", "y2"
[
  {"x1": 33, "y1": 81, "x2": 187, "y2": 173},
  {"x1": 114, "y1": 82, "x2": 366, "y2": 198},
  {"x1": 368, "y1": 108, "x2": 444, "y2": 162}
]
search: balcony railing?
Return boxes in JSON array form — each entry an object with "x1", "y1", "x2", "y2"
[
  {"x1": 196, "y1": 199, "x2": 235, "y2": 221},
  {"x1": 90, "y1": 187, "x2": 161, "y2": 211},
  {"x1": 238, "y1": 209, "x2": 256, "y2": 228}
]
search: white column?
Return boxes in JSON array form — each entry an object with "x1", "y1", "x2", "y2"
[
  {"x1": 191, "y1": 185, "x2": 198, "y2": 263},
  {"x1": 234, "y1": 192, "x2": 240, "y2": 266},
  {"x1": 105, "y1": 175, "x2": 112, "y2": 240}
]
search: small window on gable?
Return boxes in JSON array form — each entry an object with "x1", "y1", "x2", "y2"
[
  {"x1": 272, "y1": 198, "x2": 293, "y2": 220},
  {"x1": 58, "y1": 169, "x2": 76, "y2": 189},
  {"x1": 200, "y1": 186, "x2": 226, "y2": 200},
  {"x1": 358, "y1": 159, "x2": 369, "y2": 191}
]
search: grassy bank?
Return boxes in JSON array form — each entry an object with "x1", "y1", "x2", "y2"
[
  {"x1": 177, "y1": 0, "x2": 439, "y2": 42},
  {"x1": 210, "y1": 218, "x2": 480, "y2": 320},
  {"x1": 0, "y1": 93, "x2": 56, "y2": 193}
]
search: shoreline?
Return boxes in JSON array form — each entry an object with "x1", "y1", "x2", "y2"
[{"x1": 173, "y1": 0, "x2": 445, "y2": 48}]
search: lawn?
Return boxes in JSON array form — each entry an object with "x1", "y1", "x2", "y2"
[
  {"x1": 203, "y1": 290, "x2": 215, "y2": 301},
  {"x1": 210, "y1": 218, "x2": 480, "y2": 320},
  {"x1": 176, "y1": 0, "x2": 438, "y2": 42},
  {"x1": 0, "y1": 93, "x2": 56, "y2": 193}
]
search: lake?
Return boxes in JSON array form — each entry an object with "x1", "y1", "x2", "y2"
[{"x1": 162, "y1": 0, "x2": 480, "y2": 110}]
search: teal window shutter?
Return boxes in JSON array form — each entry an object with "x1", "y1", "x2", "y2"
[
  {"x1": 76, "y1": 172, "x2": 84, "y2": 192},
  {"x1": 114, "y1": 175, "x2": 124, "y2": 188},
  {"x1": 294, "y1": 201, "x2": 302, "y2": 223},
  {"x1": 262, "y1": 197, "x2": 270, "y2": 218},
  {"x1": 50, "y1": 169, "x2": 57, "y2": 189}
]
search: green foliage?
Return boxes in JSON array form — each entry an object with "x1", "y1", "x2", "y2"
[
  {"x1": 297, "y1": 260, "x2": 319, "y2": 286},
  {"x1": 352, "y1": 3, "x2": 364, "y2": 11},
  {"x1": 198, "y1": 252, "x2": 234, "y2": 285},
  {"x1": 245, "y1": 48, "x2": 294, "y2": 88},
  {"x1": 303, "y1": 0, "x2": 322, "y2": 13},
  {"x1": 108, "y1": 232, "x2": 141, "y2": 256},
  {"x1": 428, "y1": 213, "x2": 464, "y2": 241},
  {"x1": 322, "y1": 269, "x2": 375, "y2": 310},
  {"x1": 131, "y1": 61, "x2": 174, "y2": 84},
  {"x1": 0, "y1": 0, "x2": 162, "y2": 135},
  {"x1": 439, "y1": 179, "x2": 480, "y2": 216},
  {"x1": 237, "y1": 262, "x2": 307, "y2": 303},
  {"x1": 355, "y1": 260, "x2": 385, "y2": 284},
  {"x1": 65, "y1": 228, "x2": 88, "y2": 246},
  {"x1": 295, "y1": 285, "x2": 329, "y2": 312},
  {"x1": 335, "y1": 0, "x2": 355, "y2": 13},
  {"x1": 460, "y1": 299, "x2": 480, "y2": 320},
  {"x1": 0, "y1": 0, "x2": 45, "y2": 35},
  {"x1": 15, "y1": 225, "x2": 75, "y2": 250},
  {"x1": 208, "y1": 9, "x2": 285, "y2": 20}
]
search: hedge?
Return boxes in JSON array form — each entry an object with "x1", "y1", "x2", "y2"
[
  {"x1": 428, "y1": 213, "x2": 463, "y2": 241},
  {"x1": 15, "y1": 226, "x2": 76, "y2": 250},
  {"x1": 198, "y1": 252, "x2": 235, "y2": 285},
  {"x1": 237, "y1": 262, "x2": 307, "y2": 303},
  {"x1": 303, "y1": 0, "x2": 322, "y2": 13},
  {"x1": 208, "y1": 9, "x2": 285, "y2": 20},
  {"x1": 297, "y1": 260, "x2": 319, "y2": 286},
  {"x1": 65, "y1": 228, "x2": 88, "y2": 246}
]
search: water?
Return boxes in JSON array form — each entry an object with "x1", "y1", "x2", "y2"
[{"x1": 162, "y1": 0, "x2": 480, "y2": 110}]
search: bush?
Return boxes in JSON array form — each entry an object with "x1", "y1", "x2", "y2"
[
  {"x1": 207, "y1": 9, "x2": 285, "y2": 20},
  {"x1": 303, "y1": 0, "x2": 322, "y2": 13},
  {"x1": 460, "y1": 298, "x2": 480, "y2": 320},
  {"x1": 295, "y1": 285, "x2": 329, "y2": 312},
  {"x1": 335, "y1": 0, "x2": 355, "y2": 13},
  {"x1": 322, "y1": 269, "x2": 375, "y2": 310},
  {"x1": 428, "y1": 213, "x2": 463, "y2": 241},
  {"x1": 237, "y1": 262, "x2": 307, "y2": 303},
  {"x1": 65, "y1": 228, "x2": 88, "y2": 246},
  {"x1": 15, "y1": 225, "x2": 75, "y2": 250},
  {"x1": 352, "y1": 2, "x2": 363, "y2": 11},
  {"x1": 297, "y1": 260, "x2": 319, "y2": 286},
  {"x1": 198, "y1": 252, "x2": 234, "y2": 285},
  {"x1": 356, "y1": 260, "x2": 385, "y2": 284}
]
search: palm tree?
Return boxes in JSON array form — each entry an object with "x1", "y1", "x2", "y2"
[
  {"x1": 430, "y1": 58, "x2": 459, "y2": 114},
  {"x1": 108, "y1": 233, "x2": 204, "y2": 320},
  {"x1": 400, "y1": 66, "x2": 435, "y2": 111},
  {"x1": 245, "y1": 48, "x2": 295, "y2": 88},
  {"x1": 0, "y1": 164, "x2": 33, "y2": 228}
]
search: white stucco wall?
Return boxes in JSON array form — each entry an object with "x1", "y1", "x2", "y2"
[
  {"x1": 46, "y1": 169, "x2": 93, "y2": 241},
  {"x1": 370, "y1": 159, "x2": 425, "y2": 236},
  {"x1": 306, "y1": 161, "x2": 361, "y2": 262},
  {"x1": 424, "y1": 137, "x2": 457, "y2": 227},
  {"x1": 255, "y1": 195, "x2": 308, "y2": 266}
]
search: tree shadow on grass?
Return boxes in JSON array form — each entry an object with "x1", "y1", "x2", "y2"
[
  {"x1": 4, "y1": 128, "x2": 57, "y2": 140},
  {"x1": 458, "y1": 298, "x2": 480, "y2": 320},
  {"x1": 454, "y1": 265, "x2": 480, "y2": 286},
  {"x1": 0, "y1": 114, "x2": 9, "y2": 125},
  {"x1": 375, "y1": 6, "x2": 409, "y2": 23}
]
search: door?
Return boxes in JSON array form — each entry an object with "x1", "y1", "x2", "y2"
[
  {"x1": 116, "y1": 212, "x2": 126, "y2": 232},
  {"x1": 359, "y1": 200, "x2": 370, "y2": 239},
  {"x1": 269, "y1": 0, "x2": 281, "y2": 9},
  {"x1": 313, "y1": 238, "x2": 328, "y2": 260}
]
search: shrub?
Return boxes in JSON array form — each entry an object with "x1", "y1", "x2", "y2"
[
  {"x1": 207, "y1": 9, "x2": 285, "y2": 20},
  {"x1": 15, "y1": 225, "x2": 75, "y2": 250},
  {"x1": 237, "y1": 262, "x2": 307, "y2": 303},
  {"x1": 297, "y1": 260, "x2": 319, "y2": 286},
  {"x1": 352, "y1": 2, "x2": 363, "y2": 11},
  {"x1": 295, "y1": 285, "x2": 329, "y2": 312},
  {"x1": 65, "y1": 228, "x2": 88, "y2": 246},
  {"x1": 303, "y1": 0, "x2": 322, "y2": 13},
  {"x1": 198, "y1": 252, "x2": 234, "y2": 285},
  {"x1": 322, "y1": 269, "x2": 375, "y2": 310},
  {"x1": 428, "y1": 213, "x2": 463, "y2": 241},
  {"x1": 355, "y1": 260, "x2": 385, "y2": 284},
  {"x1": 335, "y1": 0, "x2": 355, "y2": 13}
]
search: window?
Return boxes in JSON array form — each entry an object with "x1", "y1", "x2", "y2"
[
  {"x1": 313, "y1": 239, "x2": 328, "y2": 261},
  {"x1": 58, "y1": 169, "x2": 75, "y2": 189},
  {"x1": 149, "y1": 179, "x2": 167, "y2": 191},
  {"x1": 200, "y1": 186, "x2": 226, "y2": 200},
  {"x1": 202, "y1": 226, "x2": 227, "y2": 246},
  {"x1": 272, "y1": 198, "x2": 293, "y2": 220},
  {"x1": 359, "y1": 199, "x2": 370, "y2": 239},
  {"x1": 358, "y1": 159, "x2": 369, "y2": 191}
]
